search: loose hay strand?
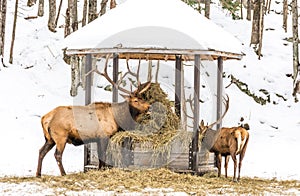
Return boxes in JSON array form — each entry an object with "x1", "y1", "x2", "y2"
[{"x1": 1, "y1": 169, "x2": 299, "y2": 195}]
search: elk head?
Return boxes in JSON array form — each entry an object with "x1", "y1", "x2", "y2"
[{"x1": 120, "y1": 83, "x2": 151, "y2": 114}]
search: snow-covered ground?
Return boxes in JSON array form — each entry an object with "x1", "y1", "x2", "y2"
[{"x1": 0, "y1": 0, "x2": 299, "y2": 187}]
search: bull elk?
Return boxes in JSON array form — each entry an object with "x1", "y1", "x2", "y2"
[
  {"x1": 36, "y1": 58, "x2": 151, "y2": 177},
  {"x1": 200, "y1": 95, "x2": 249, "y2": 182}
]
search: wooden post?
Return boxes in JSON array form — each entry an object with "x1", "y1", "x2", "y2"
[
  {"x1": 216, "y1": 57, "x2": 223, "y2": 131},
  {"x1": 84, "y1": 54, "x2": 92, "y2": 171},
  {"x1": 191, "y1": 54, "x2": 200, "y2": 173},
  {"x1": 175, "y1": 55, "x2": 182, "y2": 117},
  {"x1": 113, "y1": 54, "x2": 119, "y2": 102},
  {"x1": 113, "y1": 54, "x2": 133, "y2": 166}
]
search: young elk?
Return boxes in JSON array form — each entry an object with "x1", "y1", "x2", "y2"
[
  {"x1": 36, "y1": 61, "x2": 151, "y2": 177},
  {"x1": 200, "y1": 96, "x2": 249, "y2": 182}
]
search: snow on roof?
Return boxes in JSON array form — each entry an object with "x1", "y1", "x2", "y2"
[{"x1": 63, "y1": 0, "x2": 243, "y2": 58}]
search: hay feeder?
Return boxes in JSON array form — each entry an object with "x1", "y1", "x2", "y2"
[{"x1": 63, "y1": 0, "x2": 243, "y2": 175}]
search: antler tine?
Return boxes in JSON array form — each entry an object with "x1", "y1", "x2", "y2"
[
  {"x1": 207, "y1": 94, "x2": 230, "y2": 129},
  {"x1": 100, "y1": 54, "x2": 132, "y2": 95},
  {"x1": 126, "y1": 58, "x2": 138, "y2": 77},
  {"x1": 137, "y1": 58, "x2": 141, "y2": 87},
  {"x1": 138, "y1": 80, "x2": 151, "y2": 95}
]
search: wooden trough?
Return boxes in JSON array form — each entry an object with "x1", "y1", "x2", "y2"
[{"x1": 86, "y1": 138, "x2": 217, "y2": 175}]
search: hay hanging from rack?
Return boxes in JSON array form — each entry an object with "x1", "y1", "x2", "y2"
[{"x1": 108, "y1": 83, "x2": 201, "y2": 167}]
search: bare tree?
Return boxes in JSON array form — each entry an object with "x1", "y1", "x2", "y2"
[
  {"x1": 48, "y1": 0, "x2": 56, "y2": 32},
  {"x1": 283, "y1": 0, "x2": 288, "y2": 32},
  {"x1": 89, "y1": 0, "x2": 98, "y2": 22},
  {"x1": 0, "y1": 0, "x2": 7, "y2": 67},
  {"x1": 250, "y1": 0, "x2": 264, "y2": 59},
  {"x1": 27, "y1": 0, "x2": 36, "y2": 6},
  {"x1": 292, "y1": 0, "x2": 299, "y2": 82},
  {"x1": 257, "y1": 0, "x2": 264, "y2": 59},
  {"x1": 82, "y1": 0, "x2": 88, "y2": 27},
  {"x1": 266, "y1": 0, "x2": 271, "y2": 13},
  {"x1": 100, "y1": 0, "x2": 108, "y2": 16},
  {"x1": 37, "y1": 0, "x2": 44, "y2": 16},
  {"x1": 68, "y1": 0, "x2": 78, "y2": 32},
  {"x1": 110, "y1": 0, "x2": 116, "y2": 9},
  {"x1": 204, "y1": 0, "x2": 210, "y2": 18},
  {"x1": 240, "y1": 0, "x2": 243, "y2": 19},
  {"x1": 64, "y1": 8, "x2": 71, "y2": 38},
  {"x1": 246, "y1": 0, "x2": 251, "y2": 21},
  {"x1": 9, "y1": 0, "x2": 18, "y2": 64},
  {"x1": 55, "y1": 0, "x2": 64, "y2": 28},
  {"x1": 251, "y1": 0, "x2": 259, "y2": 44}
]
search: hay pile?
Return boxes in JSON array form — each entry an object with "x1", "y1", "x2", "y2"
[{"x1": 108, "y1": 83, "x2": 193, "y2": 167}]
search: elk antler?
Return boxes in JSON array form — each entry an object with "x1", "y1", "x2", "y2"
[
  {"x1": 137, "y1": 81, "x2": 151, "y2": 95},
  {"x1": 99, "y1": 54, "x2": 151, "y2": 95},
  {"x1": 206, "y1": 94, "x2": 230, "y2": 129},
  {"x1": 100, "y1": 54, "x2": 132, "y2": 94}
]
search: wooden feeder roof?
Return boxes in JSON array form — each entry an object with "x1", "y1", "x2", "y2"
[{"x1": 63, "y1": 0, "x2": 244, "y2": 60}]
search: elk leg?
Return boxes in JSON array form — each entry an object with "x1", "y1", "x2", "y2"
[
  {"x1": 237, "y1": 154, "x2": 243, "y2": 181},
  {"x1": 36, "y1": 140, "x2": 55, "y2": 177},
  {"x1": 54, "y1": 140, "x2": 67, "y2": 176},
  {"x1": 231, "y1": 154, "x2": 238, "y2": 182},
  {"x1": 215, "y1": 153, "x2": 222, "y2": 177},
  {"x1": 224, "y1": 155, "x2": 230, "y2": 178},
  {"x1": 97, "y1": 137, "x2": 109, "y2": 169}
]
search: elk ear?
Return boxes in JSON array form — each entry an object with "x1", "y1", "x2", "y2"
[{"x1": 200, "y1": 120, "x2": 205, "y2": 128}]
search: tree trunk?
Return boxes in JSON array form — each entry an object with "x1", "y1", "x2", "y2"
[
  {"x1": 9, "y1": 0, "x2": 18, "y2": 64},
  {"x1": 246, "y1": 0, "x2": 251, "y2": 21},
  {"x1": 68, "y1": 0, "x2": 78, "y2": 32},
  {"x1": 64, "y1": 8, "x2": 71, "y2": 38},
  {"x1": 82, "y1": 0, "x2": 88, "y2": 27},
  {"x1": 283, "y1": 0, "x2": 288, "y2": 32},
  {"x1": 266, "y1": 0, "x2": 271, "y2": 13},
  {"x1": 110, "y1": 0, "x2": 116, "y2": 9},
  {"x1": 257, "y1": 0, "x2": 264, "y2": 59},
  {"x1": 37, "y1": 0, "x2": 44, "y2": 16},
  {"x1": 292, "y1": 0, "x2": 299, "y2": 81},
  {"x1": 0, "y1": 0, "x2": 7, "y2": 67},
  {"x1": 240, "y1": 0, "x2": 243, "y2": 19},
  {"x1": 72, "y1": 0, "x2": 78, "y2": 31},
  {"x1": 251, "y1": 0, "x2": 264, "y2": 58},
  {"x1": 55, "y1": 0, "x2": 63, "y2": 27},
  {"x1": 70, "y1": 55, "x2": 80, "y2": 96},
  {"x1": 63, "y1": 8, "x2": 71, "y2": 64},
  {"x1": 251, "y1": 0, "x2": 260, "y2": 45},
  {"x1": 48, "y1": 0, "x2": 56, "y2": 32},
  {"x1": 100, "y1": 0, "x2": 108, "y2": 16},
  {"x1": 27, "y1": 0, "x2": 36, "y2": 6},
  {"x1": 89, "y1": 0, "x2": 98, "y2": 22},
  {"x1": 204, "y1": 0, "x2": 210, "y2": 18}
]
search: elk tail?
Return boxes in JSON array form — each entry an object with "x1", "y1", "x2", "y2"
[
  {"x1": 234, "y1": 131, "x2": 242, "y2": 153},
  {"x1": 41, "y1": 115, "x2": 52, "y2": 141}
]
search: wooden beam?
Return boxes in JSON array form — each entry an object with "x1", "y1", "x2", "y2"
[
  {"x1": 65, "y1": 48, "x2": 243, "y2": 60},
  {"x1": 191, "y1": 54, "x2": 200, "y2": 173}
]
